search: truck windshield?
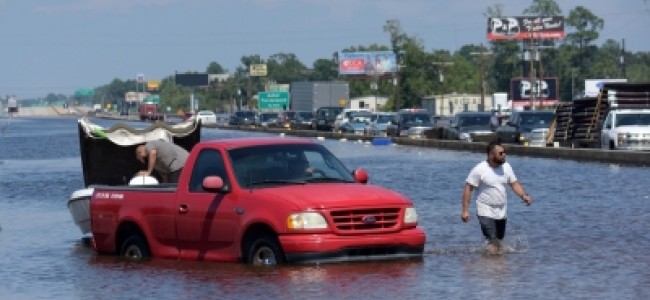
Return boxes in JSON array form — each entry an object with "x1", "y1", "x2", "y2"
[
  {"x1": 616, "y1": 114, "x2": 650, "y2": 127},
  {"x1": 228, "y1": 144, "x2": 355, "y2": 188},
  {"x1": 520, "y1": 113, "x2": 554, "y2": 125},
  {"x1": 459, "y1": 115, "x2": 491, "y2": 126}
]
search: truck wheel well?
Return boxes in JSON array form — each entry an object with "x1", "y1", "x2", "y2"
[
  {"x1": 115, "y1": 221, "x2": 146, "y2": 255},
  {"x1": 240, "y1": 223, "x2": 278, "y2": 262}
]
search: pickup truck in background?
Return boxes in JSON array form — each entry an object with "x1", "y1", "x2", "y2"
[
  {"x1": 495, "y1": 111, "x2": 555, "y2": 146},
  {"x1": 600, "y1": 109, "x2": 650, "y2": 150},
  {"x1": 89, "y1": 137, "x2": 426, "y2": 265},
  {"x1": 139, "y1": 102, "x2": 164, "y2": 121}
]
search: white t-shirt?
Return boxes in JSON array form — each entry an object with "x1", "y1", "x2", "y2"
[{"x1": 466, "y1": 160, "x2": 517, "y2": 219}]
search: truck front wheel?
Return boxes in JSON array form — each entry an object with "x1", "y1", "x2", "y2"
[
  {"x1": 120, "y1": 234, "x2": 151, "y2": 260},
  {"x1": 246, "y1": 236, "x2": 285, "y2": 266}
]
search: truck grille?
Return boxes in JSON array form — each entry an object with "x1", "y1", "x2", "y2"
[
  {"x1": 329, "y1": 208, "x2": 400, "y2": 232},
  {"x1": 529, "y1": 128, "x2": 549, "y2": 146}
]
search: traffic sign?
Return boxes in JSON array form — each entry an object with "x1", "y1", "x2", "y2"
[{"x1": 258, "y1": 92, "x2": 290, "y2": 110}]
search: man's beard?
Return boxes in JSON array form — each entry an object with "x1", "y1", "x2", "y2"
[{"x1": 494, "y1": 156, "x2": 506, "y2": 165}]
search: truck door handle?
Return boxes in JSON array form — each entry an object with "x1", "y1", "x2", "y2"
[{"x1": 178, "y1": 204, "x2": 189, "y2": 213}]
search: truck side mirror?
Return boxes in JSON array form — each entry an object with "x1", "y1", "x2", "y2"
[
  {"x1": 352, "y1": 168, "x2": 368, "y2": 184},
  {"x1": 203, "y1": 176, "x2": 230, "y2": 193}
]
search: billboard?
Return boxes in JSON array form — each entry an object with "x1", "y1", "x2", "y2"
[
  {"x1": 488, "y1": 16, "x2": 565, "y2": 40},
  {"x1": 250, "y1": 64, "x2": 268, "y2": 77},
  {"x1": 338, "y1": 51, "x2": 397, "y2": 77},
  {"x1": 125, "y1": 91, "x2": 151, "y2": 103},
  {"x1": 584, "y1": 79, "x2": 628, "y2": 97},
  {"x1": 510, "y1": 77, "x2": 559, "y2": 108},
  {"x1": 147, "y1": 80, "x2": 161, "y2": 92},
  {"x1": 175, "y1": 73, "x2": 209, "y2": 87}
]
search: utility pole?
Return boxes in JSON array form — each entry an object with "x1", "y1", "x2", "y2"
[
  {"x1": 620, "y1": 39, "x2": 627, "y2": 79},
  {"x1": 470, "y1": 44, "x2": 493, "y2": 112},
  {"x1": 431, "y1": 61, "x2": 454, "y2": 115}
]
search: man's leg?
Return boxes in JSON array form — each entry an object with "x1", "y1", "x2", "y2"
[{"x1": 478, "y1": 216, "x2": 503, "y2": 254}]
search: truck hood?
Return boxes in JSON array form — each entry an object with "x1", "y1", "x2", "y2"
[
  {"x1": 460, "y1": 125, "x2": 493, "y2": 133},
  {"x1": 520, "y1": 124, "x2": 551, "y2": 132},
  {"x1": 253, "y1": 183, "x2": 412, "y2": 210},
  {"x1": 613, "y1": 125, "x2": 650, "y2": 132}
]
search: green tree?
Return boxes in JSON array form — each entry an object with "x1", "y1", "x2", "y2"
[
  {"x1": 310, "y1": 57, "x2": 338, "y2": 81},
  {"x1": 523, "y1": 0, "x2": 562, "y2": 15},
  {"x1": 266, "y1": 52, "x2": 307, "y2": 84},
  {"x1": 206, "y1": 61, "x2": 227, "y2": 74}
]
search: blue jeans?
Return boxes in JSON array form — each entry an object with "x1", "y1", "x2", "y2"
[{"x1": 478, "y1": 216, "x2": 507, "y2": 242}]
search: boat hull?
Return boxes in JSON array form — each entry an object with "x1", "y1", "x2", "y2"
[{"x1": 68, "y1": 188, "x2": 93, "y2": 235}]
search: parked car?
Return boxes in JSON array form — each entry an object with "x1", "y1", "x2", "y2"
[
  {"x1": 163, "y1": 114, "x2": 186, "y2": 125},
  {"x1": 275, "y1": 111, "x2": 298, "y2": 129},
  {"x1": 339, "y1": 111, "x2": 373, "y2": 135},
  {"x1": 290, "y1": 111, "x2": 315, "y2": 130},
  {"x1": 256, "y1": 112, "x2": 280, "y2": 128},
  {"x1": 442, "y1": 111, "x2": 497, "y2": 142},
  {"x1": 195, "y1": 110, "x2": 218, "y2": 126},
  {"x1": 495, "y1": 110, "x2": 555, "y2": 146},
  {"x1": 365, "y1": 112, "x2": 397, "y2": 136},
  {"x1": 333, "y1": 108, "x2": 371, "y2": 132},
  {"x1": 229, "y1": 111, "x2": 257, "y2": 126},
  {"x1": 311, "y1": 106, "x2": 344, "y2": 131},
  {"x1": 386, "y1": 109, "x2": 434, "y2": 138}
]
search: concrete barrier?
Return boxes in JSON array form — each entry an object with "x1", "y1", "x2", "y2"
[{"x1": 223, "y1": 125, "x2": 650, "y2": 166}]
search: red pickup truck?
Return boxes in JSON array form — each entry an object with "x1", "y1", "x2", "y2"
[{"x1": 90, "y1": 137, "x2": 426, "y2": 265}]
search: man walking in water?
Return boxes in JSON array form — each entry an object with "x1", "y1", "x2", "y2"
[{"x1": 461, "y1": 141, "x2": 532, "y2": 254}]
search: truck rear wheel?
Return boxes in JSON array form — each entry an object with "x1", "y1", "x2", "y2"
[
  {"x1": 245, "y1": 236, "x2": 285, "y2": 266},
  {"x1": 120, "y1": 234, "x2": 151, "y2": 260}
]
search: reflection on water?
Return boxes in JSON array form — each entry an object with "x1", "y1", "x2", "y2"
[{"x1": 1, "y1": 118, "x2": 649, "y2": 299}]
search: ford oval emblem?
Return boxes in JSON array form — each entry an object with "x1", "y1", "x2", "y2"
[{"x1": 362, "y1": 216, "x2": 377, "y2": 224}]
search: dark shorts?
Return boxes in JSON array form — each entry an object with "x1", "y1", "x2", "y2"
[
  {"x1": 169, "y1": 168, "x2": 183, "y2": 183},
  {"x1": 478, "y1": 216, "x2": 507, "y2": 242}
]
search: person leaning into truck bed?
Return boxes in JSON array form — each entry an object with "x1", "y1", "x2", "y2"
[{"x1": 135, "y1": 140, "x2": 189, "y2": 183}]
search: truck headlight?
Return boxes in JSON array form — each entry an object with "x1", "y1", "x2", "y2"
[
  {"x1": 404, "y1": 207, "x2": 418, "y2": 224},
  {"x1": 618, "y1": 133, "x2": 629, "y2": 144},
  {"x1": 287, "y1": 212, "x2": 328, "y2": 230},
  {"x1": 459, "y1": 132, "x2": 471, "y2": 141}
]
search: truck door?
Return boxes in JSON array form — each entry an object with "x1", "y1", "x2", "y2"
[
  {"x1": 175, "y1": 149, "x2": 241, "y2": 261},
  {"x1": 601, "y1": 113, "x2": 613, "y2": 149}
]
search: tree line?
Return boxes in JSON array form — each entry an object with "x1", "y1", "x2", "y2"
[{"x1": 58, "y1": 0, "x2": 649, "y2": 113}]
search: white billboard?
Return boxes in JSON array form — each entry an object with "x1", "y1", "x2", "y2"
[{"x1": 584, "y1": 79, "x2": 628, "y2": 97}]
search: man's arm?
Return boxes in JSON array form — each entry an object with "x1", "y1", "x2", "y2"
[
  {"x1": 461, "y1": 183, "x2": 474, "y2": 222},
  {"x1": 138, "y1": 149, "x2": 158, "y2": 176},
  {"x1": 146, "y1": 149, "x2": 157, "y2": 174},
  {"x1": 510, "y1": 181, "x2": 532, "y2": 206}
]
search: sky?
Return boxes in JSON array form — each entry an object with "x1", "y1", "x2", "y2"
[{"x1": 1, "y1": 0, "x2": 648, "y2": 99}]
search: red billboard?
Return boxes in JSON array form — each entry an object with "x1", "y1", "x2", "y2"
[
  {"x1": 488, "y1": 17, "x2": 565, "y2": 40},
  {"x1": 338, "y1": 51, "x2": 398, "y2": 78}
]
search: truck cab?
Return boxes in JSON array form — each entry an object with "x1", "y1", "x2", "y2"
[{"x1": 600, "y1": 109, "x2": 650, "y2": 150}]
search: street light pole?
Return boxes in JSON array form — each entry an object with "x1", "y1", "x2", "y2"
[{"x1": 470, "y1": 44, "x2": 492, "y2": 112}]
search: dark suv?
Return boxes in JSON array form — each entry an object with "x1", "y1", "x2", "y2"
[
  {"x1": 495, "y1": 111, "x2": 554, "y2": 145},
  {"x1": 311, "y1": 106, "x2": 343, "y2": 131},
  {"x1": 229, "y1": 111, "x2": 257, "y2": 126},
  {"x1": 386, "y1": 109, "x2": 434, "y2": 137},
  {"x1": 442, "y1": 111, "x2": 497, "y2": 142}
]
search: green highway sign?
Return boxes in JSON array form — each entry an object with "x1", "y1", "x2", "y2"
[{"x1": 258, "y1": 91, "x2": 290, "y2": 110}]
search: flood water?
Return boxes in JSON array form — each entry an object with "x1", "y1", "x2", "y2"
[{"x1": 1, "y1": 117, "x2": 648, "y2": 299}]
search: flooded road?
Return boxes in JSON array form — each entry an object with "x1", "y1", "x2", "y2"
[{"x1": 1, "y1": 117, "x2": 649, "y2": 299}]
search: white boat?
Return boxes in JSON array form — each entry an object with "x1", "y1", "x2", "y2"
[
  {"x1": 67, "y1": 188, "x2": 94, "y2": 235},
  {"x1": 68, "y1": 117, "x2": 201, "y2": 235}
]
